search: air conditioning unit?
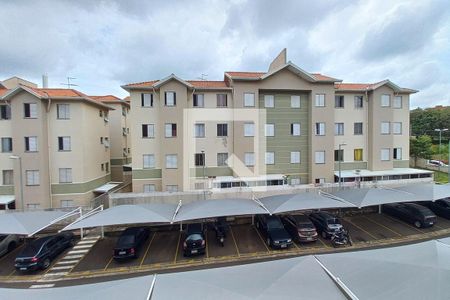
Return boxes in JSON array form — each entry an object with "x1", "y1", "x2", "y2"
[
  {"x1": 104, "y1": 117, "x2": 109, "y2": 123},
  {"x1": 104, "y1": 141, "x2": 110, "y2": 148},
  {"x1": 123, "y1": 150, "x2": 128, "y2": 157},
  {"x1": 122, "y1": 128, "x2": 128, "y2": 136}
]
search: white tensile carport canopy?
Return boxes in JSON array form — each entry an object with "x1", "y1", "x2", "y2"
[{"x1": 394, "y1": 182, "x2": 450, "y2": 201}]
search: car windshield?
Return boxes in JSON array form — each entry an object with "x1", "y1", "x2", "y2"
[
  {"x1": 118, "y1": 235, "x2": 135, "y2": 245},
  {"x1": 267, "y1": 218, "x2": 284, "y2": 229},
  {"x1": 186, "y1": 234, "x2": 203, "y2": 241},
  {"x1": 327, "y1": 218, "x2": 341, "y2": 225}
]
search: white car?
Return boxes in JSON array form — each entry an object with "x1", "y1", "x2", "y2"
[
  {"x1": 0, "y1": 234, "x2": 21, "y2": 257},
  {"x1": 428, "y1": 160, "x2": 447, "y2": 167}
]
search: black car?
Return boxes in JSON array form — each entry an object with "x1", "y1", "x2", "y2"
[
  {"x1": 309, "y1": 212, "x2": 343, "y2": 239},
  {"x1": 15, "y1": 232, "x2": 74, "y2": 272},
  {"x1": 113, "y1": 227, "x2": 150, "y2": 260},
  {"x1": 383, "y1": 203, "x2": 437, "y2": 228},
  {"x1": 421, "y1": 199, "x2": 450, "y2": 219},
  {"x1": 255, "y1": 215, "x2": 292, "y2": 249},
  {"x1": 183, "y1": 223, "x2": 206, "y2": 257},
  {"x1": 281, "y1": 214, "x2": 318, "y2": 243}
]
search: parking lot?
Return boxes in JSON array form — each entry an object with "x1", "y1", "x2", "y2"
[{"x1": 2, "y1": 211, "x2": 450, "y2": 280}]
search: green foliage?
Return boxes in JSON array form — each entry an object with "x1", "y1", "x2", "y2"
[
  {"x1": 410, "y1": 106, "x2": 450, "y2": 137},
  {"x1": 410, "y1": 135, "x2": 433, "y2": 166}
]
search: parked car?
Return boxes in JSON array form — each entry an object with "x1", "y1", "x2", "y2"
[
  {"x1": 421, "y1": 199, "x2": 450, "y2": 219},
  {"x1": 113, "y1": 227, "x2": 150, "y2": 260},
  {"x1": 281, "y1": 214, "x2": 318, "y2": 243},
  {"x1": 15, "y1": 232, "x2": 75, "y2": 272},
  {"x1": 383, "y1": 203, "x2": 437, "y2": 228},
  {"x1": 309, "y1": 212, "x2": 343, "y2": 239},
  {"x1": 427, "y1": 160, "x2": 447, "y2": 167},
  {"x1": 0, "y1": 234, "x2": 21, "y2": 257},
  {"x1": 255, "y1": 215, "x2": 292, "y2": 249},
  {"x1": 183, "y1": 223, "x2": 206, "y2": 257}
]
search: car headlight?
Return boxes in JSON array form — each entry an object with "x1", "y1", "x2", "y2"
[
  {"x1": 274, "y1": 240, "x2": 280, "y2": 244},
  {"x1": 287, "y1": 239, "x2": 292, "y2": 243}
]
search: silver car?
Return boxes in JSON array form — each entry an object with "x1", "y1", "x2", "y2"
[{"x1": 0, "y1": 234, "x2": 21, "y2": 256}]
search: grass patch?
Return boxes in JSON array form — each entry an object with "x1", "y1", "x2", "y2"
[{"x1": 434, "y1": 170, "x2": 449, "y2": 184}]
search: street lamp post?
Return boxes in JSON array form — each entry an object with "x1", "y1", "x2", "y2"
[
  {"x1": 201, "y1": 150, "x2": 206, "y2": 200},
  {"x1": 434, "y1": 128, "x2": 448, "y2": 173},
  {"x1": 9, "y1": 155, "x2": 24, "y2": 211},
  {"x1": 338, "y1": 143, "x2": 347, "y2": 189}
]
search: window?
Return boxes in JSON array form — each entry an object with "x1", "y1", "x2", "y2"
[
  {"x1": 122, "y1": 106, "x2": 127, "y2": 116},
  {"x1": 194, "y1": 123, "x2": 205, "y2": 138},
  {"x1": 99, "y1": 110, "x2": 103, "y2": 117},
  {"x1": 265, "y1": 124, "x2": 275, "y2": 137},
  {"x1": 335, "y1": 123, "x2": 344, "y2": 135},
  {"x1": 165, "y1": 91, "x2": 176, "y2": 106},
  {"x1": 166, "y1": 185, "x2": 178, "y2": 192},
  {"x1": 392, "y1": 122, "x2": 402, "y2": 134},
  {"x1": 393, "y1": 148, "x2": 402, "y2": 160},
  {"x1": 195, "y1": 153, "x2": 205, "y2": 166},
  {"x1": 2, "y1": 170, "x2": 13, "y2": 185},
  {"x1": 354, "y1": 122, "x2": 363, "y2": 135},
  {"x1": 0, "y1": 105, "x2": 11, "y2": 120},
  {"x1": 25, "y1": 136, "x2": 37, "y2": 152},
  {"x1": 143, "y1": 154, "x2": 155, "y2": 169},
  {"x1": 193, "y1": 94, "x2": 204, "y2": 107},
  {"x1": 354, "y1": 96, "x2": 363, "y2": 108},
  {"x1": 59, "y1": 168, "x2": 72, "y2": 183},
  {"x1": 291, "y1": 123, "x2": 301, "y2": 136},
  {"x1": 217, "y1": 124, "x2": 228, "y2": 137},
  {"x1": 335, "y1": 95, "x2": 344, "y2": 108},
  {"x1": 100, "y1": 137, "x2": 103, "y2": 144},
  {"x1": 57, "y1": 104, "x2": 70, "y2": 119},
  {"x1": 24, "y1": 103, "x2": 37, "y2": 118},
  {"x1": 165, "y1": 123, "x2": 177, "y2": 137},
  {"x1": 165, "y1": 154, "x2": 177, "y2": 169},
  {"x1": 105, "y1": 162, "x2": 109, "y2": 172},
  {"x1": 60, "y1": 200, "x2": 74, "y2": 208},
  {"x1": 217, "y1": 94, "x2": 227, "y2": 107},
  {"x1": 1, "y1": 137, "x2": 12, "y2": 152},
  {"x1": 334, "y1": 149, "x2": 344, "y2": 162},
  {"x1": 244, "y1": 123, "x2": 254, "y2": 137},
  {"x1": 217, "y1": 153, "x2": 228, "y2": 166},
  {"x1": 58, "y1": 136, "x2": 71, "y2": 151},
  {"x1": 315, "y1": 151, "x2": 325, "y2": 164},
  {"x1": 291, "y1": 178, "x2": 301, "y2": 185},
  {"x1": 143, "y1": 184, "x2": 156, "y2": 193},
  {"x1": 142, "y1": 124, "x2": 155, "y2": 138},
  {"x1": 244, "y1": 152, "x2": 255, "y2": 166},
  {"x1": 26, "y1": 170, "x2": 39, "y2": 185},
  {"x1": 381, "y1": 148, "x2": 390, "y2": 161},
  {"x1": 290, "y1": 151, "x2": 301, "y2": 164},
  {"x1": 264, "y1": 95, "x2": 274, "y2": 108},
  {"x1": 141, "y1": 93, "x2": 153, "y2": 107},
  {"x1": 354, "y1": 149, "x2": 363, "y2": 161},
  {"x1": 381, "y1": 94, "x2": 390, "y2": 107},
  {"x1": 315, "y1": 94, "x2": 325, "y2": 107},
  {"x1": 27, "y1": 204, "x2": 40, "y2": 210},
  {"x1": 315, "y1": 122, "x2": 325, "y2": 136},
  {"x1": 381, "y1": 122, "x2": 390, "y2": 134},
  {"x1": 244, "y1": 93, "x2": 255, "y2": 107},
  {"x1": 101, "y1": 163, "x2": 104, "y2": 171},
  {"x1": 393, "y1": 96, "x2": 402, "y2": 108},
  {"x1": 265, "y1": 152, "x2": 275, "y2": 165},
  {"x1": 291, "y1": 95, "x2": 301, "y2": 108},
  {"x1": 315, "y1": 178, "x2": 325, "y2": 184},
  {"x1": 104, "y1": 137, "x2": 110, "y2": 148}
]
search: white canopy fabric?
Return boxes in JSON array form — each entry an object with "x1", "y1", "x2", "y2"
[
  {"x1": 63, "y1": 203, "x2": 177, "y2": 231},
  {"x1": 316, "y1": 239, "x2": 450, "y2": 300},
  {"x1": 330, "y1": 187, "x2": 420, "y2": 208},
  {"x1": 0, "y1": 210, "x2": 67, "y2": 235},
  {"x1": 0, "y1": 195, "x2": 15, "y2": 205},
  {"x1": 394, "y1": 183, "x2": 450, "y2": 201},
  {"x1": 0, "y1": 274, "x2": 154, "y2": 300},
  {"x1": 174, "y1": 198, "x2": 268, "y2": 222},
  {"x1": 260, "y1": 191, "x2": 355, "y2": 214},
  {"x1": 93, "y1": 183, "x2": 120, "y2": 193},
  {"x1": 152, "y1": 255, "x2": 347, "y2": 300}
]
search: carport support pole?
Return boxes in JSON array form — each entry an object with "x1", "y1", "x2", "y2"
[
  {"x1": 378, "y1": 205, "x2": 381, "y2": 214},
  {"x1": 101, "y1": 226, "x2": 104, "y2": 238},
  {"x1": 80, "y1": 208, "x2": 84, "y2": 239},
  {"x1": 252, "y1": 215, "x2": 254, "y2": 225}
]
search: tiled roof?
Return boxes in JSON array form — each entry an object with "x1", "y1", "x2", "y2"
[
  {"x1": 0, "y1": 86, "x2": 8, "y2": 97},
  {"x1": 29, "y1": 87, "x2": 88, "y2": 98},
  {"x1": 90, "y1": 95, "x2": 123, "y2": 102},
  {"x1": 225, "y1": 71, "x2": 266, "y2": 78},
  {"x1": 123, "y1": 96, "x2": 130, "y2": 102},
  {"x1": 311, "y1": 73, "x2": 339, "y2": 82},
  {"x1": 334, "y1": 83, "x2": 372, "y2": 91},
  {"x1": 123, "y1": 80, "x2": 158, "y2": 88},
  {"x1": 186, "y1": 81, "x2": 229, "y2": 88}
]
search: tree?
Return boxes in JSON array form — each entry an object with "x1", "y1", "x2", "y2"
[{"x1": 410, "y1": 135, "x2": 433, "y2": 166}]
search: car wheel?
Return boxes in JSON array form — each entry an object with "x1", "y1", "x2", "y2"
[
  {"x1": 321, "y1": 231, "x2": 327, "y2": 239},
  {"x1": 42, "y1": 258, "x2": 51, "y2": 270},
  {"x1": 7, "y1": 242, "x2": 16, "y2": 252},
  {"x1": 266, "y1": 238, "x2": 271, "y2": 247},
  {"x1": 414, "y1": 221, "x2": 422, "y2": 228}
]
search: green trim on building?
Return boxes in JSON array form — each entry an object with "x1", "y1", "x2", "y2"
[
  {"x1": 334, "y1": 161, "x2": 368, "y2": 171},
  {"x1": 111, "y1": 157, "x2": 133, "y2": 165},
  {"x1": 0, "y1": 185, "x2": 14, "y2": 195},
  {"x1": 393, "y1": 160, "x2": 410, "y2": 168},
  {"x1": 190, "y1": 167, "x2": 233, "y2": 178},
  {"x1": 51, "y1": 174, "x2": 111, "y2": 194},
  {"x1": 126, "y1": 157, "x2": 132, "y2": 164},
  {"x1": 132, "y1": 169, "x2": 162, "y2": 179}
]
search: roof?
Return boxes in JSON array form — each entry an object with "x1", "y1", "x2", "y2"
[
  {"x1": 122, "y1": 79, "x2": 231, "y2": 90},
  {"x1": 90, "y1": 95, "x2": 130, "y2": 107},
  {"x1": 224, "y1": 71, "x2": 266, "y2": 78},
  {"x1": 0, "y1": 210, "x2": 68, "y2": 235},
  {"x1": 187, "y1": 80, "x2": 230, "y2": 89},
  {"x1": 0, "y1": 86, "x2": 9, "y2": 97},
  {"x1": 29, "y1": 87, "x2": 88, "y2": 98},
  {"x1": 335, "y1": 80, "x2": 418, "y2": 94}
]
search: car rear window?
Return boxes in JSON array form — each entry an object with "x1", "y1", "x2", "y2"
[
  {"x1": 118, "y1": 235, "x2": 135, "y2": 245},
  {"x1": 299, "y1": 222, "x2": 315, "y2": 229},
  {"x1": 327, "y1": 218, "x2": 341, "y2": 225},
  {"x1": 21, "y1": 244, "x2": 41, "y2": 256},
  {"x1": 186, "y1": 234, "x2": 203, "y2": 241},
  {"x1": 267, "y1": 218, "x2": 284, "y2": 229}
]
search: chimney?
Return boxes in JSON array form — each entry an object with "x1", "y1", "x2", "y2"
[
  {"x1": 268, "y1": 48, "x2": 287, "y2": 73},
  {"x1": 42, "y1": 74, "x2": 48, "y2": 88}
]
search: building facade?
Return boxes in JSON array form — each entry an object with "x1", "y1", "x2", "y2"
[{"x1": 123, "y1": 49, "x2": 426, "y2": 192}]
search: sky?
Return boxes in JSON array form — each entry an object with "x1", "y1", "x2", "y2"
[{"x1": 0, "y1": 0, "x2": 449, "y2": 108}]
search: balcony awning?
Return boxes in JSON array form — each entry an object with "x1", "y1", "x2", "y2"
[
  {"x1": 93, "y1": 182, "x2": 121, "y2": 193},
  {"x1": 0, "y1": 195, "x2": 15, "y2": 205}
]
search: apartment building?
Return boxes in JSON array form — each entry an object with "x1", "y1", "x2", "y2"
[
  {"x1": 0, "y1": 82, "x2": 113, "y2": 209},
  {"x1": 123, "y1": 49, "x2": 427, "y2": 193},
  {"x1": 91, "y1": 95, "x2": 131, "y2": 182}
]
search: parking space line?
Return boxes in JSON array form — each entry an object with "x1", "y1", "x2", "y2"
[
  {"x1": 317, "y1": 237, "x2": 331, "y2": 248},
  {"x1": 253, "y1": 227, "x2": 271, "y2": 253},
  {"x1": 173, "y1": 232, "x2": 181, "y2": 264},
  {"x1": 7, "y1": 269, "x2": 16, "y2": 278},
  {"x1": 103, "y1": 257, "x2": 113, "y2": 271},
  {"x1": 205, "y1": 231, "x2": 209, "y2": 259},
  {"x1": 362, "y1": 216, "x2": 402, "y2": 237},
  {"x1": 383, "y1": 214, "x2": 424, "y2": 234},
  {"x1": 345, "y1": 219, "x2": 379, "y2": 240},
  {"x1": 229, "y1": 227, "x2": 240, "y2": 257},
  {"x1": 140, "y1": 232, "x2": 156, "y2": 267},
  {"x1": 434, "y1": 224, "x2": 444, "y2": 230}
]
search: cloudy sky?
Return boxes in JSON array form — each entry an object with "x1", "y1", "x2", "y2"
[{"x1": 1, "y1": 0, "x2": 449, "y2": 108}]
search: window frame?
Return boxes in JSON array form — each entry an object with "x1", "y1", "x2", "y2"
[
  {"x1": 217, "y1": 152, "x2": 229, "y2": 166},
  {"x1": 290, "y1": 95, "x2": 301, "y2": 108},
  {"x1": 335, "y1": 95, "x2": 344, "y2": 108},
  {"x1": 141, "y1": 93, "x2": 153, "y2": 107},
  {"x1": 315, "y1": 122, "x2": 326, "y2": 136},
  {"x1": 58, "y1": 136, "x2": 71, "y2": 151},
  {"x1": 26, "y1": 170, "x2": 40, "y2": 186},
  {"x1": 58, "y1": 168, "x2": 73, "y2": 183},
  {"x1": 392, "y1": 122, "x2": 402, "y2": 135},
  {"x1": 194, "y1": 123, "x2": 205, "y2": 138},
  {"x1": 164, "y1": 91, "x2": 176, "y2": 106},
  {"x1": 264, "y1": 95, "x2": 274, "y2": 108},
  {"x1": 244, "y1": 123, "x2": 255, "y2": 137},
  {"x1": 193, "y1": 94, "x2": 205, "y2": 108},
  {"x1": 393, "y1": 96, "x2": 402, "y2": 109},
  {"x1": 380, "y1": 148, "x2": 390, "y2": 161},
  {"x1": 354, "y1": 96, "x2": 364, "y2": 108},
  {"x1": 315, "y1": 94, "x2": 325, "y2": 107},
  {"x1": 1, "y1": 137, "x2": 13, "y2": 152},
  {"x1": 381, "y1": 122, "x2": 390, "y2": 135},
  {"x1": 290, "y1": 151, "x2": 301, "y2": 164},
  {"x1": 244, "y1": 152, "x2": 255, "y2": 167},
  {"x1": 57, "y1": 104, "x2": 70, "y2": 120},
  {"x1": 165, "y1": 154, "x2": 178, "y2": 169},
  {"x1": 165, "y1": 123, "x2": 177, "y2": 138},
  {"x1": 354, "y1": 122, "x2": 363, "y2": 135},
  {"x1": 24, "y1": 103, "x2": 38, "y2": 118},
  {"x1": 265, "y1": 123, "x2": 275, "y2": 137},
  {"x1": 265, "y1": 152, "x2": 275, "y2": 165},
  {"x1": 217, "y1": 94, "x2": 228, "y2": 107},
  {"x1": 217, "y1": 123, "x2": 228, "y2": 137},
  {"x1": 24, "y1": 136, "x2": 38, "y2": 152},
  {"x1": 194, "y1": 153, "x2": 205, "y2": 167},
  {"x1": 142, "y1": 124, "x2": 155, "y2": 138},
  {"x1": 381, "y1": 94, "x2": 391, "y2": 107},
  {"x1": 143, "y1": 154, "x2": 155, "y2": 169},
  {"x1": 335, "y1": 123, "x2": 344, "y2": 136},
  {"x1": 244, "y1": 93, "x2": 255, "y2": 107},
  {"x1": 315, "y1": 151, "x2": 326, "y2": 164},
  {"x1": 354, "y1": 148, "x2": 363, "y2": 161}
]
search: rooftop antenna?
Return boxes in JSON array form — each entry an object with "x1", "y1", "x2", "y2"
[
  {"x1": 196, "y1": 74, "x2": 208, "y2": 81},
  {"x1": 60, "y1": 77, "x2": 78, "y2": 89}
]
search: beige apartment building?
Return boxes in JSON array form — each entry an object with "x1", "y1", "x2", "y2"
[
  {"x1": 0, "y1": 80, "x2": 113, "y2": 209},
  {"x1": 123, "y1": 49, "x2": 428, "y2": 193}
]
